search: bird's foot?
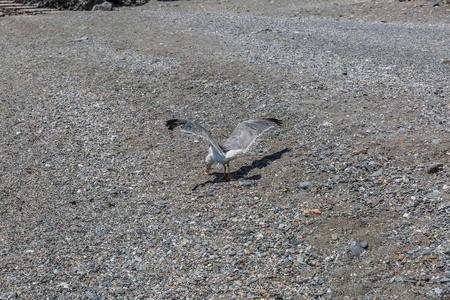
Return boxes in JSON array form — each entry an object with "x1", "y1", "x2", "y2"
[{"x1": 226, "y1": 173, "x2": 234, "y2": 181}]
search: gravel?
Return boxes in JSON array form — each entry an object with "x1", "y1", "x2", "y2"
[{"x1": 0, "y1": 0, "x2": 449, "y2": 299}]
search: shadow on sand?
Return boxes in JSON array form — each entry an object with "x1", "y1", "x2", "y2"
[{"x1": 192, "y1": 148, "x2": 291, "y2": 191}]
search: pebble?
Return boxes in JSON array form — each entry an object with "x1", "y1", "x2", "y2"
[
  {"x1": 297, "y1": 255, "x2": 305, "y2": 264},
  {"x1": 360, "y1": 241, "x2": 368, "y2": 249},
  {"x1": 408, "y1": 248, "x2": 419, "y2": 254},
  {"x1": 239, "y1": 180, "x2": 254, "y2": 186},
  {"x1": 427, "y1": 163, "x2": 443, "y2": 174},
  {"x1": 299, "y1": 181, "x2": 311, "y2": 189},
  {"x1": 371, "y1": 169, "x2": 383, "y2": 177},
  {"x1": 92, "y1": 1, "x2": 113, "y2": 11},
  {"x1": 434, "y1": 288, "x2": 442, "y2": 295},
  {"x1": 403, "y1": 279, "x2": 417, "y2": 284},
  {"x1": 113, "y1": 288, "x2": 126, "y2": 295},
  {"x1": 350, "y1": 239, "x2": 363, "y2": 257},
  {"x1": 57, "y1": 282, "x2": 69, "y2": 289},
  {"x1": 425, "y1": 190, "x2": 440, "y2": 199},
  {"x1": 72, "y1": 36, "x2": 89, "y2": 42},
  {"x1": 278, "y1": 223, "x2": 290, "y2": 230},
  {"x1": 355, "y1": 149, "x2": 367, "y2": 155}
]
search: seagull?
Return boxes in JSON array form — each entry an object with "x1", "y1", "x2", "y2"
[{"x1": 166, "y1": 118, "x2": 282, "y2": 180}]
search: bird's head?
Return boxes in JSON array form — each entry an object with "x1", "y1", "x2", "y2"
[{"x1": 205, "y1": 155, "x2": 214, "y2": 175}]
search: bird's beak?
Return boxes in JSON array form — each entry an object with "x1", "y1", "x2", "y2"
[{"x1": 206, "y1": 167, "x2": 210, "y2": 175}]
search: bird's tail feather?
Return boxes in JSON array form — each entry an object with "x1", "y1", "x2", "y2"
[
  {"x1": 166, "y1": 119, "x2": 187, "y2": 130},
  {"x1": 265, "y1": 118, "x2": 283, "y2": 126}
]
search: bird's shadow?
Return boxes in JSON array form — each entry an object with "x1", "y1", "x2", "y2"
[{"x1": 192, "y1": 147, "x2": 291, "y2": 191}]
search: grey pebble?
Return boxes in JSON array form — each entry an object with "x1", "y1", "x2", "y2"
[
  {"x1": 425, "y1": 190, "x2": 440, "y2": 199},
  {"x1": 113, "y1": 288, "x2": 126, "y2": 295},
  {"x1": 371, "y1": 169, "x2": 383, "y2": 177},
  {"x1": 360, "y1": 241, "x2": 368, "y2": 249},
  {"x1": 72, "y1": 36, "x2": 89, "y2": 42},
  {"x1": 434, "y1": 288, "x2": 442, "y2": 295},
  {"x1": 92, "y1": 1, "x2": 113, "y2": 11},
  {"x1": 350, "y1": 239, "x2": 363, "y2": 256},
  {"x1": 403, "y1": 279, "x2": 417, "y2": 284},
  {"x1": 439, "y1": 277, "x2": 450, "y2": 283},
  {"x1": 239, "y1": 180, "x2": 254, "y2": 186},
  {"x1": 407, "y1": 248, "x2": 419, "y2": 254},
  {"x1": 299, "y1": 181, "x2": 311, "y2": 189}
]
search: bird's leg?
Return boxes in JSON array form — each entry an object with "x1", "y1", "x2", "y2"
[
  {"x1": 219, "y1": 164, "x2": 227, "y2": 180},
  {"x1": 226, "y1": 162, "x2": 234, "y2": 180}
]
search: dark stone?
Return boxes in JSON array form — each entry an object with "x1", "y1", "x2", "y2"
[{"x1": 427, "y1": 163, "x2": 443, "y2": 174}]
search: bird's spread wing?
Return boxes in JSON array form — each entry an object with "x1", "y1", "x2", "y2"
[
  {"x1": 166, "y1": 119, "x2": 225, "y2": 155},
  {"x1": 221, "y1": 118, "x2": 282, "y2": 151}
]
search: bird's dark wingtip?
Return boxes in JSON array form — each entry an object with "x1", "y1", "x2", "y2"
[
  {"x1": 267, "y1": 118, "x2": 283, "y2": 126},
  {"x1": 165, "y1": 119, "x2": 187, "y2": 130}
]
